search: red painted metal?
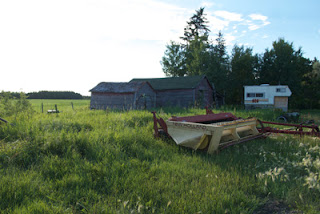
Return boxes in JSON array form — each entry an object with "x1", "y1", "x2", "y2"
[
  {"x1": 205, "y1": 106, "x2": 214, "y2": 114},
  {"x1": 152, "y1": 111, "x2": 168, "y2": 138},
  {"x1": 258, "y1": 120, "x2": 320, "y2": 137},
  {"x1": 169, "y1": 113, "x2": 238, "y2": 123},
  {"x1": 260, "y1": 121, "x2": 319, "y2": 130},
  {"x1": 259, "y1": 127, "x2": 320, "y2": 136},
  {"x1": 152, "y1": 112, "x2": 160, "y2": 137}
]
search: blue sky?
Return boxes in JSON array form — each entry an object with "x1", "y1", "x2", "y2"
[{"x1": 0, "y1": 0, "x2": 319, "y2": 95}]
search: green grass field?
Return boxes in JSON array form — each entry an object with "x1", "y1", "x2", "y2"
[
  {"x1": 0, "y1": 100, "x2": 319, "y2": 213},
  {"x1": 29, "y1": 99, "x2": 90, "y2": 113}
]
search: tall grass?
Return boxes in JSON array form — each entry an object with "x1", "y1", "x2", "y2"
[{"x1": 0, "y1": 101, "x2": 319, "y2": 213}]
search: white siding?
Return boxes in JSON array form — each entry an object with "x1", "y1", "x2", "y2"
[
  {"x1": 244, "y1": 85, "x2": 291, "y2": 105},
  {"x1": 244, "y1": 85, "x2": 291, "y2": 111}
]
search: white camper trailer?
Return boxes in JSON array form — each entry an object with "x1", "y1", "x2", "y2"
[{"x1": 244, "y1": 84, "x2": 292, "y2": 111}]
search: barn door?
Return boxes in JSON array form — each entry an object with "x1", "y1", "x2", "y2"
[{"x1": 274, "y1": 96, "x2": 288, "y2": 111}]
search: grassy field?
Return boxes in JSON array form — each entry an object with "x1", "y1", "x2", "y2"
[
  {"x1": 0, "y1": 100, "x2": 320, "y2": 213},
  {"x1": 29, "y1": 99, "x2": 90, "y2": 113}
]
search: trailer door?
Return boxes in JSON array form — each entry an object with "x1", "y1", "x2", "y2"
[{"x1": 274, "y1": 96, "x2": 288, "y2": 111}]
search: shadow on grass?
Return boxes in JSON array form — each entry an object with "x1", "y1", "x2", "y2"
[{"x1": 174, "y1": 135, "x2": 319, "y2": 213}]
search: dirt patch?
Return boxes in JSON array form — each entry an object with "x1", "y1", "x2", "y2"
[{"x1": 253, "y1": 200, "x2": 302, "y2": 214}]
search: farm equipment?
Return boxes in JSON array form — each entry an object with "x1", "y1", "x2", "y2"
[
  {"x1": 47, "y1": 104, "x2": 60, "y2": 114},
  {"x1": 152, "y1": 109, "x2": 320, "y2": 154}
]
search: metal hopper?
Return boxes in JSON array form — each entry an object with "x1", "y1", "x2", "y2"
[
  {"x1": 152, "y1": 108, "x2": 320, "y2": 154},
  {"x1": 152, "y1": 110, "x2": 264, "y2": 154}
]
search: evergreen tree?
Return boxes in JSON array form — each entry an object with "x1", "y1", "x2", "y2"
[
  {"x1": 160, "y1": 41, "x2": 186, "y2": 77},
  {"x1": 161, "y1": 7, "x2": 211, "y2": 77},
  {"x1": 301, "y1": 60, "x2": 320, "y2": 109},
  {"x1": 258, "y1": 38, "x2": 312, "y2": 108},
  {"x1": 185, "y1": 35, "x2": 210, "y2": 76},
  {"x1": 227, "y1": 45, "x2": 257, "y2": 104},
  {"x1": 206, "y1": 31, "x2": 229, "y2": 93},
  {"x1": 259, "y1": 38, "x2": 297, "y2": 85},
  {"x1": 180, "y1": 7, "x2": 210, "y2": 43}
]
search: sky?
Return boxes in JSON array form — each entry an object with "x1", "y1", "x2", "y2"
[{"x1": 1, "y1": 0, "x2": 319, "y2": 96}]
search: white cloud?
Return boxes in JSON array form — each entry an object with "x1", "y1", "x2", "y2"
[
  {"x1": 201, "y1": 1, "x2": 215, "y2": 8},
  {"x1": 0, "y1": 0, "x2": 273, "y2": 95},
  {"x1": 224, "y1": 33, "x2": 236, "y2": 46},
  {"x1": 0, "y1": 0, "x2": 190, "y2": 46},
  {"x1": 249, "y1": 14, "x2": 268, "y2": 22},
  {"x1": 248, "y1": 23, "x2": 261, "y2": 31},
  {"x1": 206, "y1": 15, "x2": 230, "y2": 31},
  {"x1": 0, "y1": 0, "x2": 190, "y2": 94},
  {"x1": 238, "y1": 43, "x2": 250, "y2": 47},
  {"x1": 247, "y1": 13, "x2": 270, "y2": 30},
  {"x1": 95, "y1": 0, "x2": 189, "y2": 42},
  {"x1": 213, "y1": 11, "x2": 243, "y2": 22}
]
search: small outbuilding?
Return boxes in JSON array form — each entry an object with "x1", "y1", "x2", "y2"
[
  {"x1": 130, "y1": 75, "x2": 214, "y2": 108},
  {"x1": 90, "y1": 81, "x2": 155, "y2": 110},
  {"x1": 244, "y1": 84, "x2": 292, "y2": 111}
]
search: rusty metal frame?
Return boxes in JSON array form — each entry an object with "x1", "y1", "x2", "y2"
[
  {"x1": 152, "y1": 111, "x2": 168, "y2": 138},
  {"x1": 257, "y1": 120, "x2": 320, "y2": 137}
]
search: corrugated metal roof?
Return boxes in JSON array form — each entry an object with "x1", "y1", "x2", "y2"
[
  {"x1": 89, "y1": 81, "x2": 149, "y2": 93},
  {"x1": 130, "y1": 75, "x2": 208, "y2": 90}
]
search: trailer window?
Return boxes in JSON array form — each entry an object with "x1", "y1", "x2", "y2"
[
  {"x1": 247, "y1": 93, "x2": 264, "y2": 98},
  {"x1": 256, "y1": 93, "x2": 264, "y2": 97},
  {"x1": 276, "y1": 88, "x2": 286, "y2": 92}
]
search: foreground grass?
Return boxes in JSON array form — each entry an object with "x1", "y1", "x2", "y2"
[{"x1": 0, "y1": 103, "x2": 320, "y2": 213}]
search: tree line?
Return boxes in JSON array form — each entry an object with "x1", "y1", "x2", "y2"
[
  {"x1": 27, "y1": 91, "x2": 84, "y2": 99},
  {"x1": 0, "y1": 91, "x2": 86, "y2": 100},
  {"x1": 161, "y1": 8, "x2": 320, "y2": 109}
]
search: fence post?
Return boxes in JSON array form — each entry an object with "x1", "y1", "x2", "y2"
[
  {"x1": 41, "y1": 103, "x2": 43, "y2": 113},
  {"x1": 71, "y1": 102, "x2": 74, "y2": 110}
]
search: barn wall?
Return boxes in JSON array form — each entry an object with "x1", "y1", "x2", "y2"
[
  {"x1": 135, "y1": 84, "x2": 156, "y2": 109},
  {"x1": 156, "y1": 89, "x2": 195, "y2": 108},
  {"x1": 90, "y1": 92, "x2": 134, "y2": 109},
  {"x1": 195, "y1": 78, "x2": 213, "y2": 107}
]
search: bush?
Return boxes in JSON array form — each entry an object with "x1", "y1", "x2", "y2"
[{"x1": 0, "y1": 92, "x2": 34, "y2": 118}]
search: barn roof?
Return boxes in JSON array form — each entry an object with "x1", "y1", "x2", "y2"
[
  {"x1": 89, "y1": 81, "x2": 151, "y2": 93},
  {"x1": 130, "y1": 75, "x2": 210, "y2": 90}
]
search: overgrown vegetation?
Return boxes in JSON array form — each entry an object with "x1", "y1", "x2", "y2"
[
  {"x1": 0, "y1": 92, "x2": 33, "y2": 118},
  {"x1": 0, "y1": 99, "x2": 319, "y2": 213}
]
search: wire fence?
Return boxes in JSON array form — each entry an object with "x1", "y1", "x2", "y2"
[{"x1": 30, "y1": 100, "x2": 90, "y2": 113}]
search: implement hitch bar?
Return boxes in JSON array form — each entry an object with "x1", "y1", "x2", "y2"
[{"x1": 257, "y1": 120, "x2": 320, "y2": 137}]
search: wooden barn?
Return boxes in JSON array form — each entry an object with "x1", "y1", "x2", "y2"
[
  {"x1": 89, "y1": 81, "x2": 155, "y2": 110},
  {"x1": 130, "y1": 75, "x2": 214, "y2": 108}
]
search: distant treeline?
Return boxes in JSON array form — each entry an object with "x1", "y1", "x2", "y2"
[
  {"x1": 0, "y1": 91, "x2": 90, "y2": 99},
  {"x1": 0, "y1": 92, "x2": 21, "y2": 99},
  {"x1": 27, "y1": 91, "x2": 84, "y2": 99}
]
